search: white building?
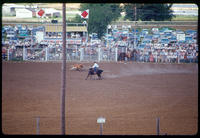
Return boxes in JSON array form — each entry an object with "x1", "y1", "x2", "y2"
[
  {"x1": 2, "y1": 3, "x2": 37, "y2": 17},
  {"x1": 16, "y1": 8, "x2": 33, "y2": 18},
  {"x1": 2, "y1": 3, "x2": 25, "y2": 16},
  {"x1": 171, "y1": 4, "x2": 198, "y2": 16},
  {"x1": 41, "y1": 8, "x2": 61, "y2": 18}
]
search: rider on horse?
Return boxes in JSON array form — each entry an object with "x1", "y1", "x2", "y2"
[
  {"x1": 92, "y1": 61, "x2": 99, "y2": 73},
  {"x1": 85, "y1": 62, "x2": 103, "y2": 80}
]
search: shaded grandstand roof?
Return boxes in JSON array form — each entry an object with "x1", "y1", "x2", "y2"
[{"x1": 45, "y1": 25, "x2": 87, "y2": 32}]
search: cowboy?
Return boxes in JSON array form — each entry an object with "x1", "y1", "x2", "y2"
[{"x1": 92, "y1": 61, "x2": 99, "y2": 73}]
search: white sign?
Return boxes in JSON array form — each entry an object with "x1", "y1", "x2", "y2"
[
  {"x1": 97, "y1": 117, "x2": 106, "y2": 124},
  {"x1": 36, "y1": 31, "x2": 44, "y2": 43},
  {"x1": 177, "y1": 33, "x2": 185, "y2": 41}
]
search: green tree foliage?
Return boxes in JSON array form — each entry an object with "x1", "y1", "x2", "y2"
[
  {"x1": 124, "y1": 3, "x2": 175, "y2": 21},
  {"x1": 73, "y1": 3, "x2": 122, "y2": 38}
]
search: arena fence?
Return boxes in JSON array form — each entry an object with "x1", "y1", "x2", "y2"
[
  {"x1": 34, "y1": 116, "x2": 165, "y2": 135},
  {"x1": 5, "y1": 46, "x2": 119, "y2": 62},
  {"x1": 3, "y1": 116, "x2": 169, "y2": 135},
  {"x1": 4, "y1": 46, "x2": 197, "y2": 64}
]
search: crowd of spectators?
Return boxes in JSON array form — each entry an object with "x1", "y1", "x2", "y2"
[
  {"x1": 2, "y1": 24, "x2": 198, "y2": 63},
  {"x1": 111, "y1": 28, "x2": 198, "y2": 64},
  {"x1": 123, "y1": 42, "x2": 198, "y2": 63}
]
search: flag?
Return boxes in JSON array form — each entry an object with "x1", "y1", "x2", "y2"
[
  {"x1": 38, "y1": 9, "x2": 45, "y2": 17},
  {"x1": 81, "y1": 9, "x2": 89, "y2": 19}
]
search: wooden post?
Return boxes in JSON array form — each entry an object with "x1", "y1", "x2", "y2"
[
  {"x1": 156, "y1": 117, "x2": 160, "y2": 135},
  {"x1": 133, "y1": 4, "x2": 137, "y2": 49},
  {"x1": 100, "y1": 123, "x2": 103, "y2": 135},
  {"x1": 61, "y1": 3, "x2": 66, "y2": 135},
  {"x1": 36, "y1": 117, "x2": 40, "y2": 135}
]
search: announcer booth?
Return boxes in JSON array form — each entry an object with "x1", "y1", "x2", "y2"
[
  {"x1": 44, "y1": 23, "x2": 88, "y2": 48},
  {"x1": 44, "y1": 23, "x2": 87, "y2": 61}
]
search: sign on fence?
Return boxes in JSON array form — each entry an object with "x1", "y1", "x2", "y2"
[{"x1": 177, "y1": 33, "x2": 185, "y2": 41}]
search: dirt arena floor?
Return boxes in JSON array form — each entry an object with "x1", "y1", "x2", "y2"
[{"x1": 2, "y1": 61, "x2": 198, "y2": 135}]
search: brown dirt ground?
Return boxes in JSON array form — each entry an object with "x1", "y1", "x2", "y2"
[{"x1": 2, "y1": 61, "x2": 198, "y2": 135}]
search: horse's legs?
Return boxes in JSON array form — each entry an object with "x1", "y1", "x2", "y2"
[
  {"x1": 99, "y1": 75, "x2": 101, "y2": 80},
  {"x1": 97, "y1": 74, "x2": 101, "y2": 80},
  {"x1": 85, "y1": 74, "x2": 90, "y2": 80}
]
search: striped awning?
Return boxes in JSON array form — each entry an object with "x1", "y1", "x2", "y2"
[{"x1": 45, "y1": 25, "x2": 87, "y2": 32}]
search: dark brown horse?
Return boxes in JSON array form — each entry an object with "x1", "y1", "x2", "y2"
[{"x1": 85, "y1": 68, "x2": 103, "y2": 80}]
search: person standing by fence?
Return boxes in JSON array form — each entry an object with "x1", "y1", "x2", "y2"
[
  {"x1": 126, "y1": 50, "x2": 131, "y2": 61},
  {"x1": 149, "y1": 52, "x2": 154, "y2": 62}
]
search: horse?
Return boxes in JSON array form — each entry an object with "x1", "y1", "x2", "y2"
[
  {"x1": 70, "y1": 64, "x2": 84, "y2": 71},
  {"x1": 85, "y1": 68, "x2": 103, "y2": 80}
]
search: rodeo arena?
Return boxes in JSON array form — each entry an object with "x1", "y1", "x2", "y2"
[{"x1": 2, "y1": 4, "x2": 199, "y2": 136}]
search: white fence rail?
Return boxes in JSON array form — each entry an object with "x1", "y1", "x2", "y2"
[
  {"x1": 4, "y1": 46, "x2": 198, "y2": 64},
  {"x1": 5, "y1": 47, "x2": 119, "y2": 62}
]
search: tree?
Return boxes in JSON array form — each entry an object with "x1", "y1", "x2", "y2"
[
  {"x1": 73, "y1": 3, "x2": 122, "y2": 38},
  {"x1": 124, "y1": 3, "x2": 174, "y2": 21}
]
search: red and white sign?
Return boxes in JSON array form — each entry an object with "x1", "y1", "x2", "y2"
[
  {"x1": 66, "y1": 40, "x2": 82, "y2": 45},
  {"x1": 81, "y1": 9, "x2": 89, "y2": 19},
  {"x1": 38, "y1": 9, "x2": 45, "y2": 17}
]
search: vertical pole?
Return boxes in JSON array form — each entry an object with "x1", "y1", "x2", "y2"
[
  {"x1": 23, "y1": 46, "x2": 26, "y2": 61},
  {"x1": 76, "y1": 45, "x2": 78, "y2": 60},
  {"x1": 86, "y1": 22, "x2": 88, "y2": 43},
  {"x1": 156, "y1": 117, "x2": 160, "y2": 135},
  {"x1": 106, "y1": 26, "x2": 108, "y2": 48},
  {"x1": 115, "y1": 47, "x2": 118, "y2": 62},
  {"x1": 134, "y1": 4, "x2": 137, "y2": 49},
  {"x1": 90, "y1": 47, "x2": 91, "y2": 61},
  {"x1": 36, "y1": 117, "x2": 40, "y2": 135},
  {"x1": 45, "y1": 47, "x2": 48, "y2": 61},
  {"x1": 7, "y1": 49, "x2": 9, "y2": 61},
  {"x1": 178, "y1": 47, "x2": 180, "y2": 64},
  {"x1": 61, "y1": 3, "x2": 66, "y2": 135},
  {"x1": 100, "y1": 123, "x2": 103, "y2": 135},
  {"x1": 31, "y1": 27, "x2": 33, "y2": 48},
  {"x1": 98, "y1": 47, "x2": 101, "y2": 62},
  {"x1": 80, "y1": 47, "x2": 84, "y2": 61}
]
